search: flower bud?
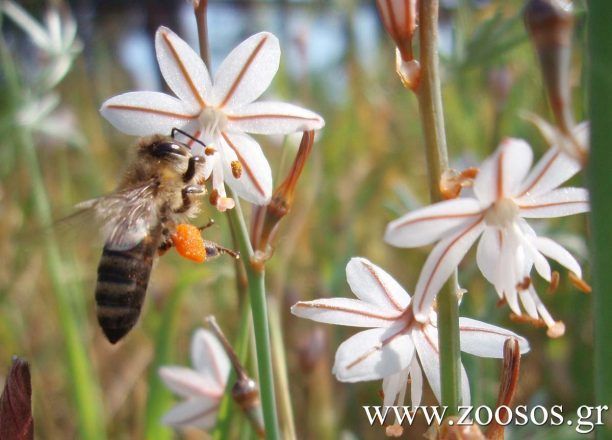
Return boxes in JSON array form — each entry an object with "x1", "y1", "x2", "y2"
[
  {"x1": 256, "y1": 130, "x2": 315, "y2": 253},
  {"x1": 524, "y1": 0, "x2": 575, "y2": 135},
  {"x1": 376, "y1": 0, "x2": 418, "y2": 62}
]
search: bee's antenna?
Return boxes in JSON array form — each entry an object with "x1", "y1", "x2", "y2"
[{"x1": 171, "y1": 128, "x2": 207, "y2": 150}]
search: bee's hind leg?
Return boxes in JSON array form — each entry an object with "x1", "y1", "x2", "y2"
[
  {"x1": 204, "y1": 240, "x2": 240, "y2": 260},
  {"x1": 198, "y1": 218, "x2": 215, "y2": 231}
]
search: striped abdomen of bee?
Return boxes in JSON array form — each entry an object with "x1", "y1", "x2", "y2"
[{"x1": 95, "y1": 222, "x2": 163, "y2": 343}]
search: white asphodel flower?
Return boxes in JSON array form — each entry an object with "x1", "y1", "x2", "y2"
[
  {"x1": 2, "y1": 0, "x2": 82, "y2": 89},
  {"x1": 159, "y1": 328, "x2": 230, "y2": 430},
  {"x1": 291, "y1": 258, "x2": 530, "y2": 407},
  {"x1": 385, "y1": 138, "x2": 589, "y2": 331},
  {"x1": 524, "y1": 112, "x2": 589, "y2": 167},
  {"x1": 101, "y1": 27, "x2": 324, "y2": 210}
]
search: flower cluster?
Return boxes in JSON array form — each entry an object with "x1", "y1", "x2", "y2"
[
  {"x1": 101, "y1": 27, "x2": 324, "y2": 210},
  {"x1": 293, "y1": 134, "x2": 589, "y2": 409}
]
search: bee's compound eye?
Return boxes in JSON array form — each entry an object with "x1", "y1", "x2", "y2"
[{"x1": 150, "y1": 142, "x2": 186, "y2": 158}]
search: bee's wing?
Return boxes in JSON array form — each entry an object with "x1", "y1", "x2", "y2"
[{"x1": 77, "y1": 182, "x2": 159, "y2": 251}]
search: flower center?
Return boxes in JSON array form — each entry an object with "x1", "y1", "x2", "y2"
[
  {"x1": 198, "y1": 107, "x2": 228, "y2": 137},
  {"x1": 484, "y1": 197, "x2": 519, "y2": 228}
]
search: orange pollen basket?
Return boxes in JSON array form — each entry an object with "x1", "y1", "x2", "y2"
[{"x1": 171, "y1": 224, "x2": 206, "y2": 263}]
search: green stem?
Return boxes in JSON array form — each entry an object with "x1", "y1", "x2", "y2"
[
  {"x1": 417, "y1": 0, "x2": 461, "y2": 414},
  {"x1": 212, "y1": 296, "x2": 252, "y2": 440},
  {"x1": 0, "y1": 33, "x2": 106, "y2": 437},
  {"x1": 268, "y1": 296, "x2": 296, "y2": 439},
  {"x1": 588, "y1": 1, "x2": 612, "y2": 438},
  {"x1": 19, "y1": 129, "x2": 106, "y2": 439},
  {"x1": 226, "y1": 192, "x2": 280, "y2": 439}
]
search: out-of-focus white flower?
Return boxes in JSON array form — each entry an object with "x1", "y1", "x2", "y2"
[
  {"x1": 2, "y1": 1, "x2": 82, "y2": 88},
  {"x1": 159, "y1": 329, "x2": 230, "y2": 430},
  {"x1": 291, "y1": 258, "x2": 529, "y2": 407},
  {"x1": 16, "y1": 93, "x2": 83, "y2": 147},
  {"x1": 385, "y1": 139, "x2": 589, "y2": 331},
  {"x1": 101, "y1": 27, "x2": 324, "y2": 210},
  {"x1": 524, "y1": 112, "x2": 589, "y2": 166}
]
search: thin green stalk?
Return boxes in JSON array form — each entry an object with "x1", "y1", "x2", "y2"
[
  {"x1": 417, "y1": 0, "x2": 462, "y2": 414},
  {"x1": 19, "y1": 129, "x2": 106, "y2": 439},
  {"x1": 588, "y1": 1, "x2": 612, "y2": 438},
  {"x1": 0, "y1": 34, "x2": 106, "y2": 437},
  {"x1": 224, "y1": 192, "x2": 280, "y2": 439},
  {"x1": 193, "y1": 4, "x2": 279, "y2": 434},
  {"x1": 268, "y1": 297, "x2": 296, "y2": 439},
  {"x1": 212, "y1": 296, "x2": 252, "y2": 440}
]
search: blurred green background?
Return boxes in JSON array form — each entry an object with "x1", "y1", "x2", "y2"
[{"x1": 0, "y1": 0, "x2": 592, "y2": 438}]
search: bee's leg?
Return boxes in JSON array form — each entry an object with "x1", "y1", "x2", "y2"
[
  {"x1": 204, "y1": 240, "x2": 240, "y2": 260},
  {"x1": 174, "y1": 184, "x2": 205, "y2": 214},
  {"x1": 182, "y1": 155, "x2": 206, "y2": 183},
  {"x1": 198, "y1": 218, "x2": 215, "y2": 231},
  {"x1": 158, "y1": 226, "x2": 175, "y2": 256}
]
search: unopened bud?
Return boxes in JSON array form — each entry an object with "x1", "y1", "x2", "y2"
[
  {"x1": 524, "y1": 0, "x2": 575, "y2": 135},
  {"x1": 206, "y1": 316, "x2": 265, "y2": 438},
  {"x1": 256, "y1": 130, "x2": 315, "y2": 252},
  {"x1": 488, "y1": 67, "x2": 514, "y2": 111},
  {"x1": 385, "y1": 424, "x2": 404, "y2": 437},
  {"x1": 297, "y1": 328, "x2": 328, "y2": 374},
  {"x1": 486, "y1": 338, "x2": 521, "y2": 440},
  {"x1": 376, "y1": 0, "x2": 417, "y2": 61}
]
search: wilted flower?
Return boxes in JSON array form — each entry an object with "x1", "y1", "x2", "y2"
[
  {"x1": 291, "y1": 258, "x2": 529, "y2": 407},
  {"x1": 101, "y1": 27, "x2": 324, "y2": 210},
  {"x1": 385, "y1": 139, "x2": 589, "y2": 328},
  {"x1": 159, "y1": 329, "x2": 230, "y2": 430},
  {"x1": 2, "y1": 1, "x2": 82, "y2": 89}
]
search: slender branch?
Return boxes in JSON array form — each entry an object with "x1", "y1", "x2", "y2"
[
  {"x1": 194, "y1": 0, "x2": 211, "y2": 67},
  {"x1": 417, "y1": 0, "x2": 461, "y2": 414}
]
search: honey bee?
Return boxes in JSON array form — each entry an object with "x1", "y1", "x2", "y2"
[{"x1": 77, "y1": 129, "x2": 237, "y2": 343}]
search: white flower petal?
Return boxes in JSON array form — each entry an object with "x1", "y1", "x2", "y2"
[
  {"x1": 412, "y1": 219, "x2": 485, "y2": 322},
  {"x1": 517, "y1": 145, "x2": 581, "y2": 197},
  {"x1": 476, "y1": 228, "x2": 501, "y2": 285},
  {"x1": 533, "y1": 236, "x2": 582, "y2": 278},
  {"x1": 227, "y1": 101, "x2": 324, "y2": 134},
  {"x1": 409, "y1": 358, "x2": 423, "y2": 407},
  {"x1": 291, "y1": 297, "x2": 401, "y2": 328},
  {"x1": 383, "y1": 368, "x2": 410, "y2": 407},
  {"x1": 213, "y1": 32, "x2": 280, "y2": 108},
  {"x1": 190, "y1": 329, "x2": 230, "y2": 387},
  {"x1": 155, "y1": 27, "x2": 213, "y2": 108},
  {"x1": 3, "y1": 1, "x2": 50, "y2": 52},
  {"x1": 162, "y1": 398, "x2": 219, "y2": 429},
  {"x1": 412, "y1": 326, "x2": 441, "y2": 403},
  {"x1": 385, "y1": 198, "x2": 483, "y2": 247},
  {"x1": 517, "y1": 187, "x2": 589, "y2": 218},
  {"x1": 100, "y1": 92, "x2": 198, "y2": 136},
  {"x1": 519, "y1": 288, "x2": 538, "y2": 319},
  {"x1": 461, "y1": 363, "x2": 471, "y2": 406},
  {"x1": 332, "y1": 323, "x2": 415, "y2": 382},
  {"x1": 458, "y1": 317, "x2": 530, "y2": 358},
  {"x1": 346, "y1": 257, "x2": 410, "y2": 312},
  {"x1": 474, "y1": 138, "x2": 533, "y2": 203},
  {"x1": 159, "y1": 366, "x2": 223, "y2": 399},
  {"x1": 219, "y1": 131, "x2": 272, "y2": 205}
]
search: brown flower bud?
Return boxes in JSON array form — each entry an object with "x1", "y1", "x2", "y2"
[
  {"x1": 256, "y1": 130, "x2": 315, "y2": 253},
  {"x1": 376, "y1": 0, "x2": 418, "y2": 61},
  {"x1": 524, "y1": 0, "x2": 576, "y2": 135}
]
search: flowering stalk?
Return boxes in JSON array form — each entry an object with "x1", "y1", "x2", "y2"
[
  {"x1": 189, "y1": 3, "x2": 281, "y2": 437},
  {"x1": 588, "y1": 1, "x2": 612, "y2": 437},
  {"x1": 416, "y1": 0, "x2": 462, "y2": 413}
]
